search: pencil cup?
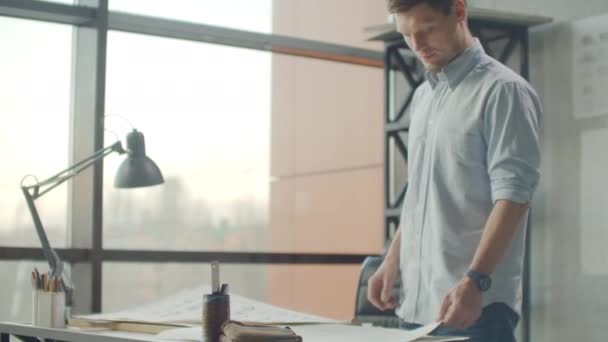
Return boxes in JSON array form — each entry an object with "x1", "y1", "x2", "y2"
[
  {"x1": 203, "y1": 293, "x2": 230, "y2": 342},
  {"x1": 37, "y1": 291, "x2": 66, "y2": 328}
]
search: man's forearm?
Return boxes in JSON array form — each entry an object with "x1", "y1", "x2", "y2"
[
  {"x1": 385, "y1": 228, "x2": 401, "y2": 266},
  {"x1": 469, "y1": 199, "x2": 529, "y2": 274}
]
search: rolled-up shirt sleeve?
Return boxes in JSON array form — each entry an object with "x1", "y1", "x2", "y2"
[{"x1": 483, "y1": 81, "x2": 542, "y2": 204}]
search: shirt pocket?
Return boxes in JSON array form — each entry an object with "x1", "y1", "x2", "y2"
[
  {"x1": 444, "y1": 131, "x2": 485, "y2": 167},
  {"x1": 409, "y1": 133, "x2": 426, "y2": 165}
]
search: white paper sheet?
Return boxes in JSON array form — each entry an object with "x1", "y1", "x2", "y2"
[
  {"x1": 75, "y1": 285, "x2": 335, "y2": 324},
  {"x1": 413, "y1": 337, "x2": 469, "y2": 342},
  {"x1": 572, "y1": 14, "x2": 608, "y2": 119},
  {"x1": 291, "y1": 322, "x2": 445, "y2": 342},
  {"x1": 156, "y1": 322, "x2": 468, "y2": 342}
]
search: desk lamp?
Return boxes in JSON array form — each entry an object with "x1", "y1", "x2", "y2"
[{"x1": 21, "y1": 129, "x2": 164, "y2": 311}]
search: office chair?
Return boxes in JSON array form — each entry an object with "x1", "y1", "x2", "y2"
[{"x1": 354, "y1": 255, "x2": 402, "y2": 328}]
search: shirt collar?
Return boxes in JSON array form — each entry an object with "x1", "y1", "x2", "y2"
[{"x1": 425, "y1": 38, "x2": 485, "y2": 89}]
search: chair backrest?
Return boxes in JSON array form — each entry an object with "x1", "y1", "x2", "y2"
[{"x1": 354, "y1": 256, "x2": 402, "y2": 328}]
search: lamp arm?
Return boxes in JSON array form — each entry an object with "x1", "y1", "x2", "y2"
[
  {"x1": 20, "y1": 140, "x2": 125, "y2": 309},
  {"x1": 25, "y1": 142, "x2": 125, "y2": 199},
  {"x1": 22, "y1": 186, "x2": 59, "y2": 274}
]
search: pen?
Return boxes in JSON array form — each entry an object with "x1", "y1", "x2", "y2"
[
  {"x1": 49, "y1": 276, "x2": 56, "y2": 292},
  {"x1": 211, "y1": 261, "x2": 220, "y2": 294},
  {"x1": 34, "y1": 268, "x2": 40, "y2": 289},
  {"x1": 31, "y1": 270, "x2": 39, "y2": 326}
]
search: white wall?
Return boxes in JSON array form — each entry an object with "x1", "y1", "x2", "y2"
[
  {"x1": 528, "y1": 14, "x2": 608, "y2": 342},
  {"x1": 474, "y1": 1, "x2": 608, "y2": 340},
  {"x1": 470, "y1": 0, "x2": 608, "y2": 20}
]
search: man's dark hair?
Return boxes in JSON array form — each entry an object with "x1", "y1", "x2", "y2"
[{"x1": 387, "y1": 0, "x2": 455, "y2": 15}]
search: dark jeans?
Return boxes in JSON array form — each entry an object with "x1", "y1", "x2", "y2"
[{"x1": 400, "y1": 303, "x2": 519, "y2": 342}]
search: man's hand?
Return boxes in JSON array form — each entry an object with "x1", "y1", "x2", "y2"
[
  {"x1": 367, "y1": 259, "x2": 399, "y2": 310},
  {"x1": 437, "y1": 277, "x2": 482, "y2": 329}
]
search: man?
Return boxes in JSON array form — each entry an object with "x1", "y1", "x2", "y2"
[{"x1": 367, "y1": 0, "x2": 542, "y2": 341}]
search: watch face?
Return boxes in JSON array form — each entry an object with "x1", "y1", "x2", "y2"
[
  {"x1": 467, "y1": 271, "x2": 491, "y2": 292},
  {"x1": 479, "y1": 277, "x2": 491, "y2": 291}
]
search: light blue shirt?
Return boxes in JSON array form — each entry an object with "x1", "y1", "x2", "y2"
[{"x1": 396, "y1": 38, "x2": 542, "y2": 324}]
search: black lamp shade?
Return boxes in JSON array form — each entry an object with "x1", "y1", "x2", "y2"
[{"x1": 114, "y1": 129, "x2": 164, "y2": 188}]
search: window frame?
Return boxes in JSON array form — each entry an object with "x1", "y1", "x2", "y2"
[{"x1": 0, "y1": 0, "x2": 382, "y2": 314}]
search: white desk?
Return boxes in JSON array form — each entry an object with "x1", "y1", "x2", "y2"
[
  {"x1": 0, "y1": 321, "x2": 465, "y2": 342},
  {"x1": 0, "y1": 322, "x2": 173, "y2": 342}
]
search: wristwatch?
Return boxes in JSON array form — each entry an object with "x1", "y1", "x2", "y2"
[{"x1": 466, "y1": 270, "x2": 492, "y2": 292}]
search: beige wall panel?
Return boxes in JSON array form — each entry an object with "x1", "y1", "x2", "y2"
[
  {"x1": 267, "y1": 265, "x2": 362, "y2": 320},
  {"x1": 267, "y1": 265, "x2": 295, "y2": 311},
  {"x1": 269, "y1": 0, "x2": 386, "y2": 323},
  {"x1": 273, "y1": 0, "x2": 387, "y2": 50},
  {"x1": 271, "y1": 55, "x2": 384, "y2": 177},
  {"x1": 291, "y1": 265, "x2": 361, "y2": 319},
  {"x1": 293, "y1": 167, "x2": 383, "y2": 254},
  {"x1": 294, "y1": 58, "x2": 383, "y2": 174},
  {"x1": 269, "y1": 168, "x2": 383, "y2": 254},
  {"x1": 271, "y1": 55, "x2": 297, "y2": 177},
  {"x1": 272, "y1": 0, "x2": 296, "y2": 36},
  {"x1": 269, "y1": 178, "x2": 295, "y2": 250}
]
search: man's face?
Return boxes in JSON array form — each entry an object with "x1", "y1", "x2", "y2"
[{"x1": 395, "y1": 2, "x2": 463, "y2": 72}]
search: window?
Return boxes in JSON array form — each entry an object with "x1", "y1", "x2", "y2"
[
  {"x1": 0, "y1": 0, "x2": 383, "y2": 323},
  {"x1": 103, "y1": 31, "x2": 271, "y2": 252},
  {"x1": 0, "y1": 17, "x2": 72, "y2": 248},
  {"x1": 102, "y1": 31, "x2": 384, "y2": 255},
  {"x1": 102, "y1": 263, "x2": 360, "y2": 320},
  {"x1": 109, "y1": 0, "x2": 271, "y2": 33}
]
